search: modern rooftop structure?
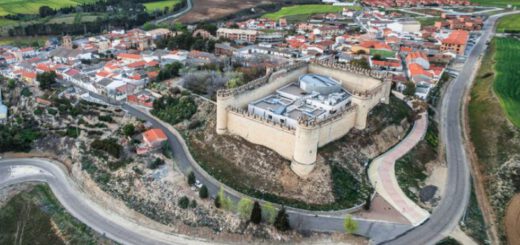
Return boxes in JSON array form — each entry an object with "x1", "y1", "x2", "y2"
[{"x1": 248, "y1": 74, "x2": 352, "y2": 128}]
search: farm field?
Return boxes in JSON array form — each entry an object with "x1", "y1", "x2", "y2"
[
  {"x1": 471, "y1": 0, "x2": 520, "y2": 7},
  {"x1": 496, "y1": 14, "x2": 520, "y2": 32},
  {"x1": 263, "y1": 4, "x2": 356, "y2": 20},
  {"x1": 144, "y1": 0, "x2": 182, "y2": 13},
  {"x1": 0, "y1": 0, "x2": 96, "y2": 16},
  {"x1": 493, "y1": 37, "x2": 520, "y2": 127}
]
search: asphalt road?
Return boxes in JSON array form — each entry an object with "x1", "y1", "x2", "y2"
[
  {"x1": 382, "y1": 11, "x2": 520, "y2": 245},
  {"x1": 0, "y1": 159, "x2": 214, "y2": 245},
  {"x1": 153, "y1": 0, "x2": 192, "y2": 24}
]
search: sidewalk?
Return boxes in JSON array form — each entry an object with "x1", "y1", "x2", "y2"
[{"x1": 368, "y1": 110, "x2": 430, "y2": 226}]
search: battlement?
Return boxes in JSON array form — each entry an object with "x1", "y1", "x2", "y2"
[
  {"x1": 217, "y1": 62, "x2": 307, "y2": 98},
  {"x1": 310, "y1": 59, "x2": 391, "y2": 80},
  {"x1": 228, "y1": 106, "x2": 296, "y2": 133}
]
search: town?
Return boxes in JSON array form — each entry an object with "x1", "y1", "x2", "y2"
[{"x1": 1, "y1": 0, "x2": 520, "y2": 245}]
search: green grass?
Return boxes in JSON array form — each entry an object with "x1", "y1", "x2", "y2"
[
  {"x1": 0, "y1": 0, "x2": 96, "y2": 16},
  {"x1": 370, "y1": 49, "x2": 396, "y2": 58},
  {"x1": 471, "y1": 0, "x2": 520, "y2": 7},
  {"x1": 144, "y1": 0, "x2": 181, "y2": 13},
  {"x1": 497, "y1": 14, "x2": 520, "y2": 33},
  {"x1": 263, "y1": 4, "x2": 358, "y2": 20},
  {"x1": 492, "y1": 37, "x2": 520, "y2": 128}
]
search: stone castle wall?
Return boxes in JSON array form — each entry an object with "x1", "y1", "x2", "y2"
[{"x1": 216, "y1": 61, "x2": 391, "y2": 177}]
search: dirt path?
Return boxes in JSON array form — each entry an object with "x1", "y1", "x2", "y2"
[
  {"x1": 505, "y1": 194, "x2": 520, "y2": 245},
  {"x1": 462, "y1": 55, "x2": 500, "y2": 244}
]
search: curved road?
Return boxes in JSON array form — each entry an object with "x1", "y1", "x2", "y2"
[
  {"x1": 153, "y1": 0, "x2": 192, "y2": 24},
  {"x1": 0, "y1": 159, "x2": 214, "y2": 245},
  {"x1": 2, "y1": 11, "x2": 518, "y2": 245},
  {"x1": 383, "y1": 10, "x2": 520, "y2": 245}
]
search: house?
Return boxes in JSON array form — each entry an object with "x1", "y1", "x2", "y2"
[
  {"x1": 143, "y1": 128, "x2": 167, "y2": 148},
  {"x1": 21, "y1": 70, "x2": 37, "y2": 85},
  {"x1": 387, "y1": 20, "x2": 421, "y2": 33},
  {"x1": 217, "y1": 28, "x2": 258, "y2": 43},
  {"x1": 440, "y1": 30, "x2": 468, "y2": 55},
  {"x1": 406, "y1": 51, "x2": 430, "y2": 69}
]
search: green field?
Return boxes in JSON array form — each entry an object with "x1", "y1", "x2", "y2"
[
  {"x1": 144, "y1": 0, "x2": 181, "y2": 13},
  {"x1": 493, "y1": 37, "x2": 520, "y2": 127},
  {"x1": 0, "y1": 0, "x2": 96, "y2": 16},
  {"x1": 497, "y1": 14, "x2": 520, "y2": 32},
  {"x1": 263, "y1": 4, "x2": 357, "y2": 20},
  {"x1": 471, "y1": 0, "x2": 520, "y2": 7}
]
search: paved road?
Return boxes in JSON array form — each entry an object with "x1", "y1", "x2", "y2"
[
  {"x1": 153, "y1": 0, "x2": 192, "y2": 24},
  {"x1": 0, "y1": 159, "x2": 214, "y2": 245},
  {"x1": 382, "y1": 11, "x2": 520, "y2": 245}
]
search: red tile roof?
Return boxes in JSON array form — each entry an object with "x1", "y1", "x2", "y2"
[
  {"x1": 442, "y1": 30, "x2": 469, "y2": 45},
  {"x1": 143, "y1": 128, "x2": 167, "y2": 144}
]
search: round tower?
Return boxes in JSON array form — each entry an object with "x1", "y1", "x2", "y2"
[
  {"x1": 216, "y1": 91, "x2": 233, "y2": 134},
  {"x1": 291, "y1": 122, "x2": 319, "y2": 177}
]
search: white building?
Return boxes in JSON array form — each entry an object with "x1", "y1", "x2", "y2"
[{"x1": 248, "y1": 74, "x2": 352, "y2": 128}]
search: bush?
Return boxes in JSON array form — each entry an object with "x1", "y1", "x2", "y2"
[
  {"x1": 199, "y1": 185, "x2": 208, "y2": 199},
  {"x1": 149, "y1": 158, "x2": 164, "y2": 169},
  {"x1": 187, "y1": 171, "x2": 196, "y2": 186},
  {"x1": 250, "y1": 201, "x2": 262, "y2": 224},
  {"x1": 90, "y1": 138, "x2": 123, "y2": 158},
  {"x1": 178, "y1": 196, "x2": 189, "y2": 209},
  {"x1": 122, "y1": 124, "x2": 135, "y2": 137},
  {"x1": 263, "y1": 202, "x2": 277, "y2": 224},
  {"x1": 190, "y1": 199, "x2": 197, "y2": 208},
  {"x1": 237, "y1": 198, "x2": 253, "y2": 219},
  {"x1": 98, "y1": 115, "x2": 113, "y2": 123},
  {"x1": 47, "y1": 108, "x2": 58, "y2": 115},
  {"x1": 34, "y1": 108, "x2": 43, "y2": 115},
  {"x1": 343, "y1": 215, "x2": 358, "y2": 234}
]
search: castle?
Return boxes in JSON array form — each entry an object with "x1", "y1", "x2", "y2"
[{"x1": 216, "y1": 61, "x2": 392, "y2": 177}]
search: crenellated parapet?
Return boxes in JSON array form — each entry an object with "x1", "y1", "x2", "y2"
[
  {"x1": 311, "y1": 59, "x2": 391, "y2": 80},
  {"x1": 228, "y1": 106, "x2": 296, "y2": 133},
  {"x1": 216, "y1": 61, "x2": 307, "y2": 98}
]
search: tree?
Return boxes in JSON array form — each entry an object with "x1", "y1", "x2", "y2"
[
  {"x1": 237, "y1": 197, "x2": 253, "y2": 219},
  {"x1": 199, "y1": 185, "x2": 208, "y2": 199},
  {"x1": 178, "y1": 196, "x2": 189, "y2": 209},
  {"x1": 274, "y1": 206, "x2": 290, "y2": 231},
  {"x1": 263, "y1": 202, "x2": 277, "y2": 224},
  {"x1": 122, "y1": 124, "x2": 135, "y2": 137},
  {"x1": 214, "y1": 194, "x2": 221, "y2": 208},
  {"x1": 187, "y1": 171, "x2": 196, "y2": 186},
  {"x1": 7, "y1": 79, "x2": 15, "y2": 90},
  {"x1": 217, "y1": 186, "x2": 233, "y2": 211},
  {"x1": 39, "y1": 6, "x2": 56, "y2": 18},
  {"x1": 343, "y1": 215, "x2": 358, "y2": 234},
  {"x1": 250, "y1": 201, "x2": 262, "y2": 224},
  {"x1": 37, "y1": 71, "x2": 57, "y2": 90},
  {"x1": 190, "y1": 199, "x2": 197, "y2": 208},
  {"x1": 403, "y1": 81, "x2": 416, "y2": 97}
]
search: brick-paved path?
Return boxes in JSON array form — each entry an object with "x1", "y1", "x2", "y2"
[{"x1": 368, "y1": 111, "x2": 430, "y2": 226}]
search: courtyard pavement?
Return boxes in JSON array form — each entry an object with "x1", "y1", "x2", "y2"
[{"x1": 368, "y1": 107, "x2": 430, "y2": 226}]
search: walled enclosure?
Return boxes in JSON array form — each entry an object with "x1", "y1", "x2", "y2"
[{"x1": 216, "y1": 61, "x2": 392, "y2": 177}]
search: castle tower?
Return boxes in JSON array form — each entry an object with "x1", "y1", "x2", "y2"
[
  {"x1": 216, "y1": 91, "x2": 233, "y2": 134},
  {"x1": 291, "y1": 121, "x2": 319, "y2": 177},
  {"x1": 62, "y1": 35, "x2": 72, "y2": 49}
]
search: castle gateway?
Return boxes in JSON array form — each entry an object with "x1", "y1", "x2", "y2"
[{"x1": 216, "y1": 61, "x2": 392, "y2": 177}]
